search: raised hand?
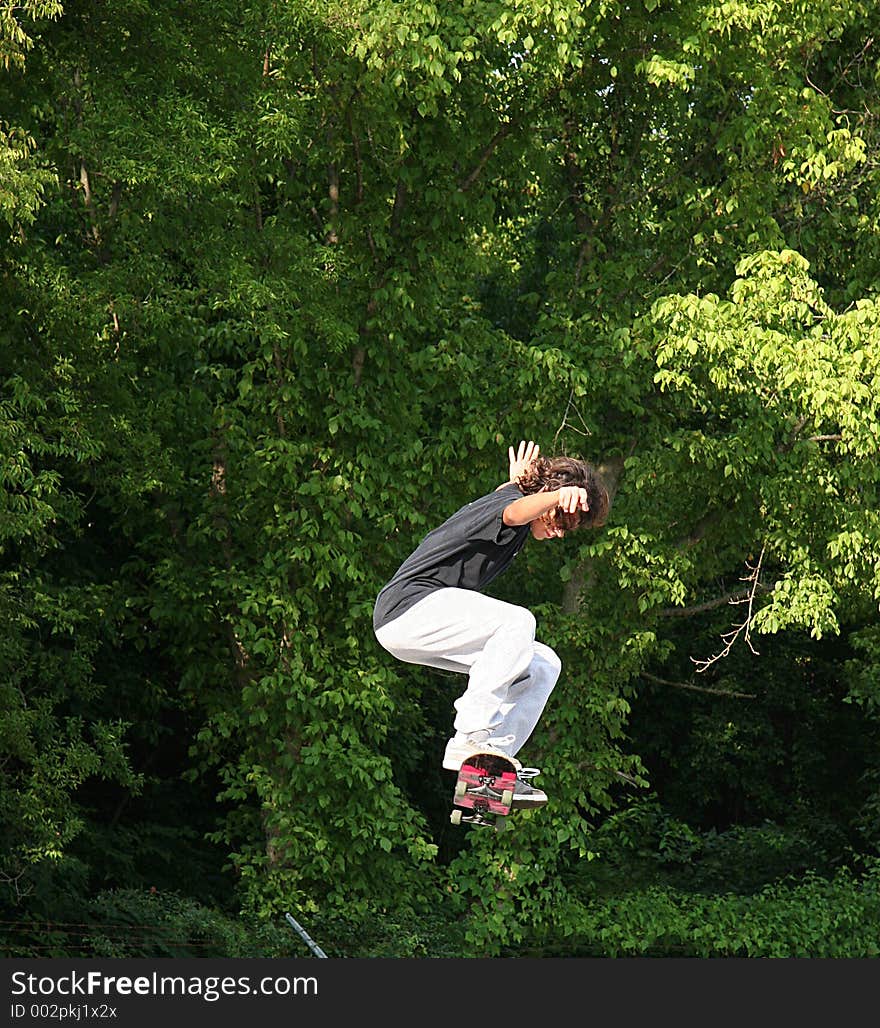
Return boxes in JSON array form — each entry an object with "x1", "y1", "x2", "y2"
[{"x1": 507, "y1": 439, "x2": 540, "y2": 483}]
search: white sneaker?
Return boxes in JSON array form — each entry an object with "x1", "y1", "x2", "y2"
[
  {"x1": 442, "y1": 735, "x2": 522, "y2": 772},
  {"x1": 509, "y1": 778, "x2": 548, "y2": 808}
]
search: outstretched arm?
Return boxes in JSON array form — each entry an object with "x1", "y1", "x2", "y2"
[{"x1": 502, "y1": 486, "x2": 589, "y2": 527}]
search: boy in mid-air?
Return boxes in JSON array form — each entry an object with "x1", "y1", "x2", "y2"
[{"x1": 373, "y1": 441, "x2": 609, "y2": 807}]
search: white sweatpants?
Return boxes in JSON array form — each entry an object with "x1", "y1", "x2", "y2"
[{"x1": 374, "y1": 587, "x2": 561, "y2": 756}]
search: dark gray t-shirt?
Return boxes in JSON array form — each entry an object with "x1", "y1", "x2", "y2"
[{"x1": 373, "y1": 483, "x2": 530, "y2": 630}]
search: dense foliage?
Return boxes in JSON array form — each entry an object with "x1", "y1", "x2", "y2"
[{"x1": 2, "y1": 0, "x2": 880, "y2": 957}]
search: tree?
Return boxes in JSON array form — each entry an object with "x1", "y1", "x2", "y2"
[{"x1": 2, "y1": 0, "x2": 880, "y2": 956}]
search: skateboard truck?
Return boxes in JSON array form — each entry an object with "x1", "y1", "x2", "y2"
[{"x1": 449, "y1": 751, "x2": 520, "y2": 832}]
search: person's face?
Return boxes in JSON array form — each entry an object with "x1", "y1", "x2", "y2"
[{"x1": 529, "y1": 509, "x2": 566, "y2": 540}]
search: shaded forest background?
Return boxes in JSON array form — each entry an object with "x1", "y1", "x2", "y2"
[{"x1": 3, "y1": 0, "x2": 880, "y2": 957}]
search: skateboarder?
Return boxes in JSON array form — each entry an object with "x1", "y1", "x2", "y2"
[{"x1": 373, "y1": 441, "x2": 609, "y2": 808}]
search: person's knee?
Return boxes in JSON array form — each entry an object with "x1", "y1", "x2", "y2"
[
  {"x1": 507, "y1": 606, "x2": 536, "y2": 640},
  {"x1": 375, "y1": 624, "x2": 414, "y2": 659}
]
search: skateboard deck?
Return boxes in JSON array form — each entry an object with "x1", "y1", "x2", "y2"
[{"x1": 450, "y1": 751, "x2": 519, "y2": 831}]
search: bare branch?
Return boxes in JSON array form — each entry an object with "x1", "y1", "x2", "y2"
[
  {"x1": 552, "y1": 388, "x2": 595, "y2": 451},
  {"x1": 575, "y1": 761, "x2": 643, "y2": 786},
  {"x1": 692, "y1": 545, "x2": 766, "y2": 673},
  {"x1": 641, "y1": 671, "x2": 756, "y2": 700}
]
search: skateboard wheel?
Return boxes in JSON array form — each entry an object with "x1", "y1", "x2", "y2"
[
  {"x1": 454, "y1": 781, "x2": 467, "y2": 798},
  {"x1": 450, "y1": 810, "x2": 463, "y2": 825},
  {"x1": 501, "y1": 789, "x2": 513, "y2": 807}
]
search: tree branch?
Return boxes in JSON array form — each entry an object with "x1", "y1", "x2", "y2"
[
  {"x1": 641, "y1": 671, "x2": 756, "y2": 700},
  {"x1": 692, "y1": 545, "x2": 766, "y2": 673},
  {"x1": 458, "y1": 121, "x2": 515, "y2": 193},
  {"x1": 658, "y1": 587, "x2": 760, "y2": 619},
  {"x1": 390, "y1": 176, "x2": 407, "y2": 237},
  {"x1": 458, "y1": 76, "x2": 574, "y2": 193}
]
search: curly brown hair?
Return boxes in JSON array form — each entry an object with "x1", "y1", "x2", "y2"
[{"x1": 516, "y1": 456, "x2": 610, "y2": 531}]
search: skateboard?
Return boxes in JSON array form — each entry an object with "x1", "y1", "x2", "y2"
[{"x1": 449, "y1": 751, "x2": 519, "y2": 831}]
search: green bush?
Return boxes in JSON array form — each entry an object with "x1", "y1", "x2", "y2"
[{"x1": 524, "y1": 860, "x2": 880, "y2": 957}]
